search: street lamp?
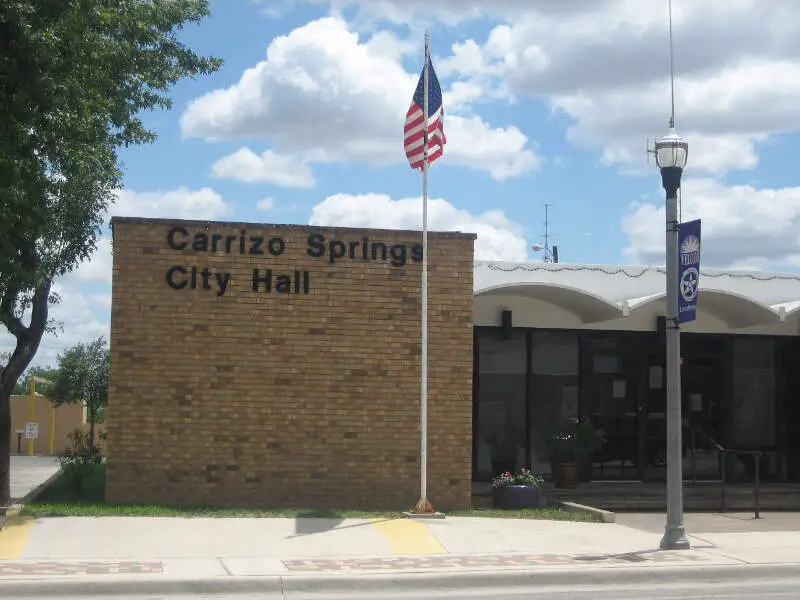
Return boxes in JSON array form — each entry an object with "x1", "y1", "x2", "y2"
[{"x1": 655, "y1": 122, "x2": 690, "y2": 551}]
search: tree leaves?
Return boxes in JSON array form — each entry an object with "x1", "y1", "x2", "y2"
[
  {"x1": 0, "y1": 0, "x2": 222, "y2": 506},
  {"x1": 52, "y1": 336, "x2": 109, "y2": 416},
  {"x1": 1, "y1": 0, "x2": 222, "y2": 378}
]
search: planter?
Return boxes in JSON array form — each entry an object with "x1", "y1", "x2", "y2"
[
  {"x1": 491, "y1": 485, "x2": 546, "y2": 509},
  {"x1": 551, "y1": 461, "x2": 580, "y2": 488}
]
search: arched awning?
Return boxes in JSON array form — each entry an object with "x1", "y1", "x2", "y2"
[
  {"x1": 773, "y1": 301, "x2": 800, "y2": 320},
  {"x1": 627, "y1": 289, "x2": 782, "y2": 328},
  {"x1": 476, "y1": 282, "x2": 624, "y2": 323}
]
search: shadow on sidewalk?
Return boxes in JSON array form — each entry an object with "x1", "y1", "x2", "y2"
[
  {"x1": 616, "y1": 511, "x2": 800, "y2": 534},
  {"x1": 572, "y1": 548, "x2": 694, "y2": 563},
  {"x1": 290, "y1": 512, "x2": 399, "y2": 538}
]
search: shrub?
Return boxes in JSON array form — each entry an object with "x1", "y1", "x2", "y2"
[
  {"x1": 57, "y1": 429, "x2": 104, "y2": 493},
  {"x1": 491, "y1": 467, "x2": 544, "y2": 489}
]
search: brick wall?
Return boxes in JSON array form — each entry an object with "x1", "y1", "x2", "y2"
[
  {"x1": 106, "y1": 217, "x2": 476, "y2": 510},
  {"x1": 9, "y1": 395, "x2": 86, "y2": 456}
]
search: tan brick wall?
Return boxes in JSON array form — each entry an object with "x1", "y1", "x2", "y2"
[
  {"x1": 9, "y1": 395, "x2": 86, "y2": 456},
  {"x1": 106, "y1": 217, "x2": 476, "y2": 510}
]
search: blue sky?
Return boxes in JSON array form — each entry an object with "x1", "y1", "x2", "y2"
[{"x1": 5, "y1": 0, "x2": 800, "y2": 366}]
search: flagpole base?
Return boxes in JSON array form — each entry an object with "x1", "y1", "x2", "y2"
[
  {"x1": 405, "y1": 498, "x2": 445, "y2": 520},
  {"x1": 412, "y1": 497, "x2": 434, "y2": 513}
]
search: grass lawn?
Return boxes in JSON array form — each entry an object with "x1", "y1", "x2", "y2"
[{"x1": 21, "y1": 465, "x2": 602, "y2": 522}]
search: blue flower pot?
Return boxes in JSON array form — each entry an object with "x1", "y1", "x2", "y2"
[{"x1": 491, "y1": 485, "x2": 546, "y2": 509}]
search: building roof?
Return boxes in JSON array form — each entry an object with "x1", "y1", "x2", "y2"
[
  {"x1": 474, "y1": 261, "x2": 800, "y2": 325},
  {"x1": 109, "y1": 216, "x2": 477, "y2": 240}
]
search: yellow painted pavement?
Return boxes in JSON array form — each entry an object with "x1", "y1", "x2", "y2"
[
  {"x1": 371, "y1": 517, "x2": 447, "y2": 555},
  {"x1": 0, "y1": 509, "x2": 35, "y2": 560}
]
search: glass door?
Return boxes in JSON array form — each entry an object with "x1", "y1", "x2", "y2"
[
  {"x1": 683, "y1": 357, "x2": 723, "y2": 481},
  {"x1": 722, "y1": 337, "x2": 778, "y2": 482},
  {"x1": 642, "y1": 352, "x2": 667, "y2": 482},
  {"x1": 778, "y1": 338, "x2": 800, "y2": 481},
  {"x1": 528, "y1": 331, "x2": 580, "y2": 477},
  {"x1": 581, "y1": 333, "x2": 645, "y2": 481},
  {"x1": 643, "y1": 334, "x2": 725, "y2": 482},
  {"x1": 473, "y1": 328, "x2": 527, "y2": 481}
]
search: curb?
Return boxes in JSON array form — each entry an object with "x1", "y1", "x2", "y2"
[
  {"x1": 1, "y1": 561, "x2": 799, "y2": 597},
  {"x1": 1, "y1": 464, "x2": 62, "y2": 530},
  {"x1": 557, "y1": 501, "x2": 616, "y2": 523},
  {"x1": 17, "y1": 465, "x2": 63, "y2": 505}
]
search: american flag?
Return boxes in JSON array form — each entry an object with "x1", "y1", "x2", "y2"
[{"x1": 404, "y1": 57, "x2": 446, "y2": 170}]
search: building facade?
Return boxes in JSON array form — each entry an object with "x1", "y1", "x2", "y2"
[
  {"x1": 107, "y1": 217, "x2": 800, "y2": 510},
  {"x1": 107, "y1": 217, "x2": 476, "y2": 510},
  {"x1": 473, "y1": 261, "x2": 800, "y2": 485}
]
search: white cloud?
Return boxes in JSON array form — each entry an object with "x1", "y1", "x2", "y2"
[
  {"x1": 111, "y1": 186, "x2": 231, "y2": 221},
  {"x1": 309, "y1": 192, "x2": 529, "y2": 261},
  {"x1": 70, "y1": 236, "x2": 113, "y2": 285},
  {"x1": 180, "y1": 17, "x2": 540, "y2": 181},
  {"x1": 622, "y1": 178, "x2": 800, "y2": 268},
  {"x1": 334, "y1": 0, "x2": 800, "y2": 177},
  {"x1": 257, "y1": 197, "x2": 276, "y2": 211},
  {"x1": 3, "y1": 185, "x2": 233, "y2": 369},
  {"x1": 0, "y1": 282, "x2": 111, "y2": 368},
  {"x1": 299, "y1": 0, "x2": 606, "y2": 26},
  {"x1": 67, "y1": 186, "x2": 233, "y2": 307},
  {"x1": 444, "y1": 116, "x2": 540, "y2": 179},
  {"x1": 211, "y1": 148, "x2": 315, "y2": 188},
  {"x1": 251, "y1": 0, "x2": 294, "y2": 19}
]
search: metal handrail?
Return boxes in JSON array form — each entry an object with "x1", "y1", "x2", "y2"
[{"x1": 692, "y1": 427, "x2": 761, "y2": 519}]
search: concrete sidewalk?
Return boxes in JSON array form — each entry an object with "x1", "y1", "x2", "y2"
[
  {"x1": 1, "y1": 512, "x2": 799, "y2": 595},
  {"x1": 9, "y1": 456, "x2": 61, "y2": 503}
]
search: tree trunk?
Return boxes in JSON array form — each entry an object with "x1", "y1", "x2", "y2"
[
  {"x1": 0, "y1": 387, "x2": 11, "y2": 512},
  {"x1": 89, "y1": 406, "x2": 96, "y2": 456},
  {"x1": 0, "y1": 279, "x2": 52, "y2": 510}
]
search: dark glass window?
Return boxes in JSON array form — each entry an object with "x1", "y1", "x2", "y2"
[
  {"x1": 529, "y1": 331, "x2": 579, "y2": 474},
  {"x1": 581, "y1": 333, "x2": 643, "y2": 479},
  {"x1": 475, "y1": 329, "x2": 526, "y2": 480}
]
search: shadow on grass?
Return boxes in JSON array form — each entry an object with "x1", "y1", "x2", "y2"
[{"x1": 32, "y1": 465, "x2": 106, "y2": 504}]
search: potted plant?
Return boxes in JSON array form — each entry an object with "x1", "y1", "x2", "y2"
[
  {"x1": 545, "y1": 418, "x2": 606, "y2": 489},
  {"x1": 491, "y1": 468, "x2": 546, "y2": 509}
]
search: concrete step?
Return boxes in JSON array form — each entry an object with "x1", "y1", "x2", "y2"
[{"x1": 472, "y1": 482, "x2": 800, "y2": 512}]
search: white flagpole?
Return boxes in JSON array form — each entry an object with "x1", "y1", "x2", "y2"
[{"x1": 416, "y1": 29, "x2": 432, "y2": 513}]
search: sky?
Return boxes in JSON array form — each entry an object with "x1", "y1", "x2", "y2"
[{"x1": 4, "y1": 0, "x2": 800, "y2": 367}]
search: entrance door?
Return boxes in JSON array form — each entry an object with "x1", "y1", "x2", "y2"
[
  {"x1": 641, "y1": 352, "x2": 667, "y2": 482},
  {"x1": 582, "y1": 333, "x2": 645, "y2": 481},
  {"x1": 641, "y1": 336, "x2": 724, "y2": 482},
  {"x1": 683, "y1": 358, "x2": 723, "y2": 480}
]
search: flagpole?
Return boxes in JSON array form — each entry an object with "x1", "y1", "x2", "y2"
[{"x1": 414, "y1": 28, "x2": 433, "y2": 514}]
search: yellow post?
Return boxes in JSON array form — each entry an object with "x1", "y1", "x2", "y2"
[
  {"x1": 49, "y1": 406, "x2": 55, "y2": 455},
  {"x1": 27, "y1": 378, "x2": 36, "y2": 455}
]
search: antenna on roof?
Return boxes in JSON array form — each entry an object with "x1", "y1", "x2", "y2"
[
  {"x1": 668, "y1": 0, "x2": 676, "y2": 129},
  {"x1": 531, "y1": 204, "x2": 557, "y2": 263},
  {"x1": 646, "y1": 0, "x2": 679, "y2": 165}
]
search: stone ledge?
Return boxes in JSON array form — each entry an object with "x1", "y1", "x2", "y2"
[
  {"x1": 558, "y1": 500, "x2": 616, "y2": 523},
  {"x1": 402, "y1": 511, "x2": 446, "y2": 520}
]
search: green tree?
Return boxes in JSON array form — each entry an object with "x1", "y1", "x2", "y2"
[
  {"x1": 12, "y1": 365, "x2": 59, "y2": 396},
  {"x1": 52, "y1": 337, "x2": 109, "y2": 455},
  {"x1": 0, "y1": 0, "x2": 222, "y2": 509}
]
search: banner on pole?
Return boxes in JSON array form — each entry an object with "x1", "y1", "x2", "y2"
[{"x1": 677, "y1": 218, "x2": 701, "y2": 324}]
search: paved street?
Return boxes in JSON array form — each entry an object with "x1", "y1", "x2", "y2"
[{"x1": 2, "y1": 576, "x2": 800, "y2": 599}]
